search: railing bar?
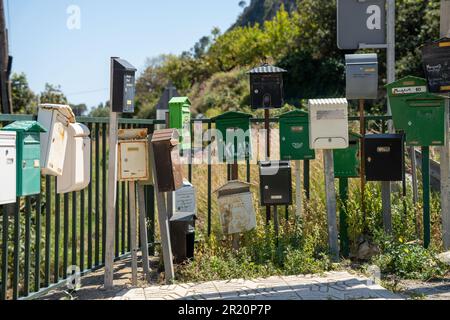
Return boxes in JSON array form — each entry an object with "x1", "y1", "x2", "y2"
[
  {"x1": 87, "y1": 123, "x2": 93, "y2": 270},
  {"x1": 54, "y1": 178, "x2": 60, "y2": 284},
  {"x1": 34, "y1": 195, "x2": 42, "y2": 293},
  {"x1": 12, "y1": 199, "x2": 20, "y2": 299},
  {"x1": 102, "y1": 123, "x2": 107, "y2": 263},
  {"x1": 24, "y1": 197, "x2": 31, "y2": 297},
  {"x1": 0, "y1": 203, "x2": 8, "y2": 300},
  {"x1": 207, "y1": 122, "x2": 212, "y2": 237},
  {"x1": 44, "y1": 176, "x2": 51, "y2": 287},
  {"x1": 80, "y1": 189, "x2": 85, "y2": 272},
  {"x1": 121, "y1": 180, "x2": 126, "y2": 255},
  {"x1": 72, "y1": 192, "x2": 77, "y2": 267},
  {"x1": 63, "y1": 193, "x2": 69, "y2": 279},
  {"x1": 95, "y1": 123, "x2": 100, "y2": 266}
]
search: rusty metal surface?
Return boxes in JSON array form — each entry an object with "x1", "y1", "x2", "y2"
[
  {"x1": 218, "y1": 191, "x2": 256, "y2": 235},
  {"x1": 118, "y1": 128, "x2": 148, "y2": 140}
]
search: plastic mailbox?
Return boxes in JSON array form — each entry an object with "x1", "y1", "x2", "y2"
[
  {"x1": 333, "y1": 132, "x2": 361, "y2": 178},
  {"x1": 345, "y1": 53, "x2": 378, "y2": 100},
  {"x1": 169, "y1": 97, "x2": 191, "y2": 150},
  {"x1": 2, "y1": 121, "x2": 47, "y2": 197},
  {"x1": 0, "y1": 131, "x2": 17, "y2": 204},
  {"x1": 279, "y1": 110, "x2": 315, "y2": 160}
]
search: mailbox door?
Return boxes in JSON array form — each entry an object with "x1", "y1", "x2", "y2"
[
  {"x1": 0, "y1": 133, "x2": 16, "y2": 204},
  {"x1": 119, "y1": 141, "x2": 148, "y2": 181},
  {"x1": 42, "y1": 121, "x2": 68, "y2": 176},
  {"x1": 346, "y1": 63, "x2": 378, "y2": 100},
  {"x1": 260, "y1": 165, "x2": 292, "y2": 205},
  {"x1": 333, "y1": 140, "x2": 360, "y2": 178},
  {"x1": 218, "y1": 192, "x2": 256, "y2": 235},
  {"x1": 250, "y1": 74, "x2": 283, "y2": 109},
  {"x1": 365, "y1": 135, "x2": 404, "y2": 181},
  {"x1": 20, "y1": 133, "x2": 41, "y2": 196},
  {"x1": 280, "y1": 119, "x2": 315, "y2": 160}
]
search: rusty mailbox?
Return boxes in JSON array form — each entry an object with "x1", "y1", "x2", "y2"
[{"x1": 151, "y1": 129, "x2": 184, "y2": 192}]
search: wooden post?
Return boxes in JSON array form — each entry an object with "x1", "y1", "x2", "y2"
[
  {"x1": 137, "y1": 185, "x2": 151, "y2": 283},
  {"x1": 323, "y1": 150, "x2": 339, "y2": 262},
  {"x1": 129, "y1": 182, "x2": 138, "y2": 286},
  {"x1": 295, "y1": 160, "x2": 302, "y2": 219},
  {"x1": 359, "y1": 99, "x2": 366, "y2": 222}
]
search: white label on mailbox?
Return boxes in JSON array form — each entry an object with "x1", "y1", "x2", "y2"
[
  {"x1": 392, "y1": 86, "x2": 427, "y2": 95},
  {"x1": 174, "y1": 189, "x2": 196, "y2": 214},
  {"x1": 316, "y1": 110, "x2": 346, "y2": 120},
  {"x1": 271, "y1": 195, "x2": 283, "y2": 200}
]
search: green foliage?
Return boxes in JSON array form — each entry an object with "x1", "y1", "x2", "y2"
[
  {"x1": 89, "y1": 102, "x2": 110, "y2": 117},
  {"x1": 70, "y1": 103, "x2": 87, "y2": 116},
  {"x1": 39, "y1": 83, "x2": 68, "y2": 105},
  {"x1": 11, "y1": 73, "x2": 37, "y2": 114}
]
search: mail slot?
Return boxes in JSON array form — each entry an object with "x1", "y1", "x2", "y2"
[
  {"x1": 151, "y1": 129, "x2": 184, "y2": 192},
  {"x1": 112, "y1": 58, "x2": 137, "y2": 113},
  {"x1": 214, "y1": 111, "x2": 252, "y2": 163},
  {"x1": 279, "y1": 110, "x2": 315, "y2": 160},
  {"x1": 57, "y1": 123, "x2": 91, "y2": 194},
  {"x1": 2, "y1": 121, "x2": 47, "y2": 197},
  {"x1": 0, "y1": 131, "x2": 17, "y2": 204},
  {"x1": 386, "y1": 76, "x2": 446, "y2": 147},
  {"x1": 333, "y1": 132, "x2": 361, "y2": 178},
  {"x1": 364, "y1": 134, "x2": 404, "y2": 182},
  {"x1": 215, "y1": 181, "x2": 256, "y2": 235},
  {"x1": 308, "y1": 98, "x2": 349, "y2": 149},
  {"x1": 38, "y1": 104, "x2": 75, "y2": 176},
  {"x1": 421, "y1": 37, "x2": 450, "y2": 94},
  {"x1": 169, "y1": 97, "x2": 191, "y2": 150},
  {"x1": 248, "y1": 64, "x2": 287, "y2": 109},
  {"x1": 345, "y1": 53, "x2": 378, "y2": 100},
  {"x1": 118, "y1": 128, "x2": 149, "y2": 182},
  {"x1": 259, "y1": 161, "x2": 292, "y2": 206}
]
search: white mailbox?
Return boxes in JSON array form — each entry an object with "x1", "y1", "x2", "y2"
[
  {"x1": 38, "y1": 104, "x2": 75, "y2": 176},
  {"x1": 172, "y1": 180, "x2": 196, "y2": 221},
  {"x1": 308, "y1": 98, "x2": 349, "y2": 149},
  {"x1": 0, "y1": 131, "x2": 17, "y2": 204},
  {"x1": 57, "y1": 123, "x2": 91, "y2": 194},
  {"x1": 118, "y1": 128, "x2": 149, "y2": 182}
]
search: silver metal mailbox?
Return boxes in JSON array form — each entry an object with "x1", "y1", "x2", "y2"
[{"x1": 345, "y1": 53, "x2": 378, "y2": 100}]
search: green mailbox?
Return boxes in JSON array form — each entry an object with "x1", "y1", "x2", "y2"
[
  {"x1": 2, "y1": 121, "x2": 47, "y2": 197},
  {"x1": 214, "y1": 111, "x2": 252, "y2": 163},
  {"x1": 386, "y1": 76, "x2": 446, "y2": 147},
  {"x1": 333, "y1": 132, "x2": 361, "y2": 178},
  {"x1": 279, "y1": 110, "x2": 315, "y2": 160},
  {"x1": 169, "y1": 97, "x2": 191, "y2": 150}
]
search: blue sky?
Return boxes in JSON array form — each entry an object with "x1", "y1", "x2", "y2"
[{"x1": 6, "y1": 0, "x2": 244, "y2": 108}]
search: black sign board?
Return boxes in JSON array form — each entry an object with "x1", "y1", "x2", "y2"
[{"x1": 422, "y1": 37, "x2": 450, "y2": 94}]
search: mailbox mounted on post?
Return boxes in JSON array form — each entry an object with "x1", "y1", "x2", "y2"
[
  {"x1": 421, "y1": 37, "x2": 450, "y2": 94},
  {"x1": 169, "y1": 97, "x2": 191, "y2": 150},
  {"x1": 345, "y1": 53, "x2": 378, "y2": 100},
  {"x1": 118, "y1": 128, "x2": 149, "y2": 182},
  {"x1": 2, "y1": 121, "x2": 47, "y2": 197},
  {"x1": 387, "y1": 76, "x2": 446, "y2": 147},
  {"x1": 248, "y1": 64, "x2": 287, "y2": 109},
  {"x1": 308, "y1": 98, "x2": 349, "y2": 150},
  {"x1": 214, "y1": 111, "x2": 252, "y2": 163},
  {"x1": 112, "y1": 58, "x2": 137, "y2": 113},
  {"x1": 259, "y1": 161, "x2": 292, "y2": 206},
  {"x1": 364, "y1": 134, "x2": 404, "y2": 182},
  {"x1": 279, "y1": 110, "x2": 315, "y2": 160},
  {"x1": 137, "y1": 134, "x2": 154, "y2": 186},
  {"x1": 333, "y1": 132, "x2": 361, "y2": 178},
  {"x1": 0, "y1": 131, "x2": 17, "y2": 204},
  {"x1": 215, "y1": 181, "x2": 256, "y2": 235},
  {"x1": 151, "y1": 129, "x2": 184, "y2": 192}
]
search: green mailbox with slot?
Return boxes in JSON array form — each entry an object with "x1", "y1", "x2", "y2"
[
  {"x1": 333, "y1": 132, "x2": 361, "y2": 178},
  {"x1": 169, "y1": 97, "x2": 191, "y2": 150},
  {"x1": 386, "y1": 76, "x2": 446, "y2": 147},
  {"x1": 214, "y1": 111, "x2": 252, "y2": 163},
  {"x1": 2, "y1": 121, "x2": 47, "y2": 196},
  {"x1": 279, "y1": 110, "x2": 315, "y2": 160}
]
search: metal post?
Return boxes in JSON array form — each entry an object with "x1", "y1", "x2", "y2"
[
  {"x1": 339, "y1": 177, "x2": 349, "y2": 258},
  {"x1": 359, "y1": 99, "x2": 366, "y2": 222},
  {"x1": 264, "y1": 109, "x2": 271, "y2": 223},
  {"x1": 323, "y1": 150, "x2": 339, "y2": 262},
  {"x1": 295, "y1": 160, "x2": 302, "y2": 218},
  {"x1": 422, "y1": 147, "x2": 431, "y2": 248},
  {"x1": 129, "y1": 182, "x2": 138, "y2": 286}
]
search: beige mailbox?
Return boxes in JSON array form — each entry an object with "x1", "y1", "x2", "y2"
[
  {"x1": 118, "y1": 128, "x2": 149, "y2": 182},
  {"x1": 308, "y1": 98, "x2": 349, "y2": 150},
  {"x1": 38, "y1": 104, "x2": 75, "y2": 176},
  {"x1": 0, "y1": 131, "x2": 17, "y2": 204},
  {"x1": 57, "y1": 123, "x2": 91, "y2": 194},
  {"x1": 215, "y1": 181, "x2": 256, "y2": 235}
]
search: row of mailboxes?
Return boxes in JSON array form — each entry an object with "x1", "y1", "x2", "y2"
[
  {"x1": 0, "y1": 131, "x2": 17, "y2": 204},
  {"x1": 259, "y1": 161, "x2": 292, "y2": 206},
  {"x1": 169, "y1": 97, "x2": 191, "y2": 150},
  {"x1": 345, "y1": 53, "x2": 378, "y2": 100}
]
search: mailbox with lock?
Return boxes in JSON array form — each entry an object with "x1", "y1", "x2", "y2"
[
  {"x1": 0, "y1": 131, "x2": 17, "y2": 204},
  {"x1": 214, "y1": 111, "x2": 252, "y2": 163},
  {"x1": 386, "y1": 76, "x2": 446, "y2": 147},
  {"x1": 169, "y1": 97, "x2": 191, "y2": 150},
  {"x1": 248, "y1": 64, "x2": 287, "y2": 109},
  {"x1": 118, "y1": 129, "x2": 149, "y2": 182},
  {"x1": 2, "y1": 121, "x2": 47, "y2": 197},
  {"x1": 333, "y1": 132, "x2": 362, "y2": 178},
  {"x1": 259, "y1": 161, "x2": 292, "y2": 206},
  {"x1": 112, "y1": 58, "x2": 137, "y2": 113},
  {"x1": 279, "y1": 110, "x2": 315, "y2": 160},
  {"x1": 364, "y1": 134, "x2": 404, "y2": 182},
  {"x1": 151, "y1": 129, "x2": 184, "y2": 192},
  {"x1": 308, "y1": 98, "x2": 349, "y2": 150},
  {"x1": 345, "y1": 53, "x2": 378, "y2": 100},
  {"x1": 38, "y1": 104, "x2": 75, "y2": 176},
  {"x1": 57, "y1": 123, "x2": 91, "y2": 194},
  {"x1": 215, "y1": 181, "x2": 256, "y2": 235}
]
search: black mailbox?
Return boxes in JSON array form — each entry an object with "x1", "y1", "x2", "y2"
[
  {"x1": 259, "y1": 161, "x2": 292, "y2": 205},
  {"x1": 112, "y1": 58, "x2": 137, "y2": 113},
  {"x1": 364, "y1": 134, "x2": 404, "y2": 182},
  {"x1": 248, "y1": 64, "x2": 287, "y2": 109},
  {"x1": 421, "y1": 37, "x2": 450, "y2": 94}
]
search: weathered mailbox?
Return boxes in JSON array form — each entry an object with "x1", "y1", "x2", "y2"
[
  {"x1": 345, "y1": 53, "x2": 378, "y2": 100},
  {"x1": 118, "y1": 129, "x2": 149, "y2": 182},
  {"x1": 259, "y1": 161, "x2": 292, "y2": 206},
  {"x1": 38, "y1": 104, "x2": 75, "y2": 176},
  {"x1": 214, "y1": 111, "x2": 252, "y2": 163},
  {"x1": 2, "y1": 121, "x2": 47, "y2": 197},
  {"x1": 248, "y1": 63, "x2": 287, "y2": 109},
  {"x1": 215, "y1": 181, "x2": 256, "y2": 235},
  {"x1": 308, "y1": 98, "x2": 349, "y2": 149},
  {"x1": 421, "y1": 37, "x2": 450, "y2": 94},
  {"x1": 386, "y1": 76, "x2": 446, "y2": 147},
  {"x1": 137, "y1": 134, "x2": 154, "y2": 186},
  {"x1": 57, "y1": 123, "x2": 91, "y2": 194},
  {"x1": 151, "y1": 129, "x2": 184, "y2": 192},
  {"x1": 333, "y1": 132, "x2": 361, "y2": 178},
  {"x1": 0, "y1": 131, "x2": 17, "y2": 204},
  {"x1": 112, "y1": 58, "x2": 137, "y2": 113},
  {"x1": 364, "y1": 134, "x2": 404, "y2": 182},
  {"x1": 169, "y1": 97, "x2": 191, "y2": 150},
  {"x1": 279, "y1": 110, "x2": 315, "y2": 161}
]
